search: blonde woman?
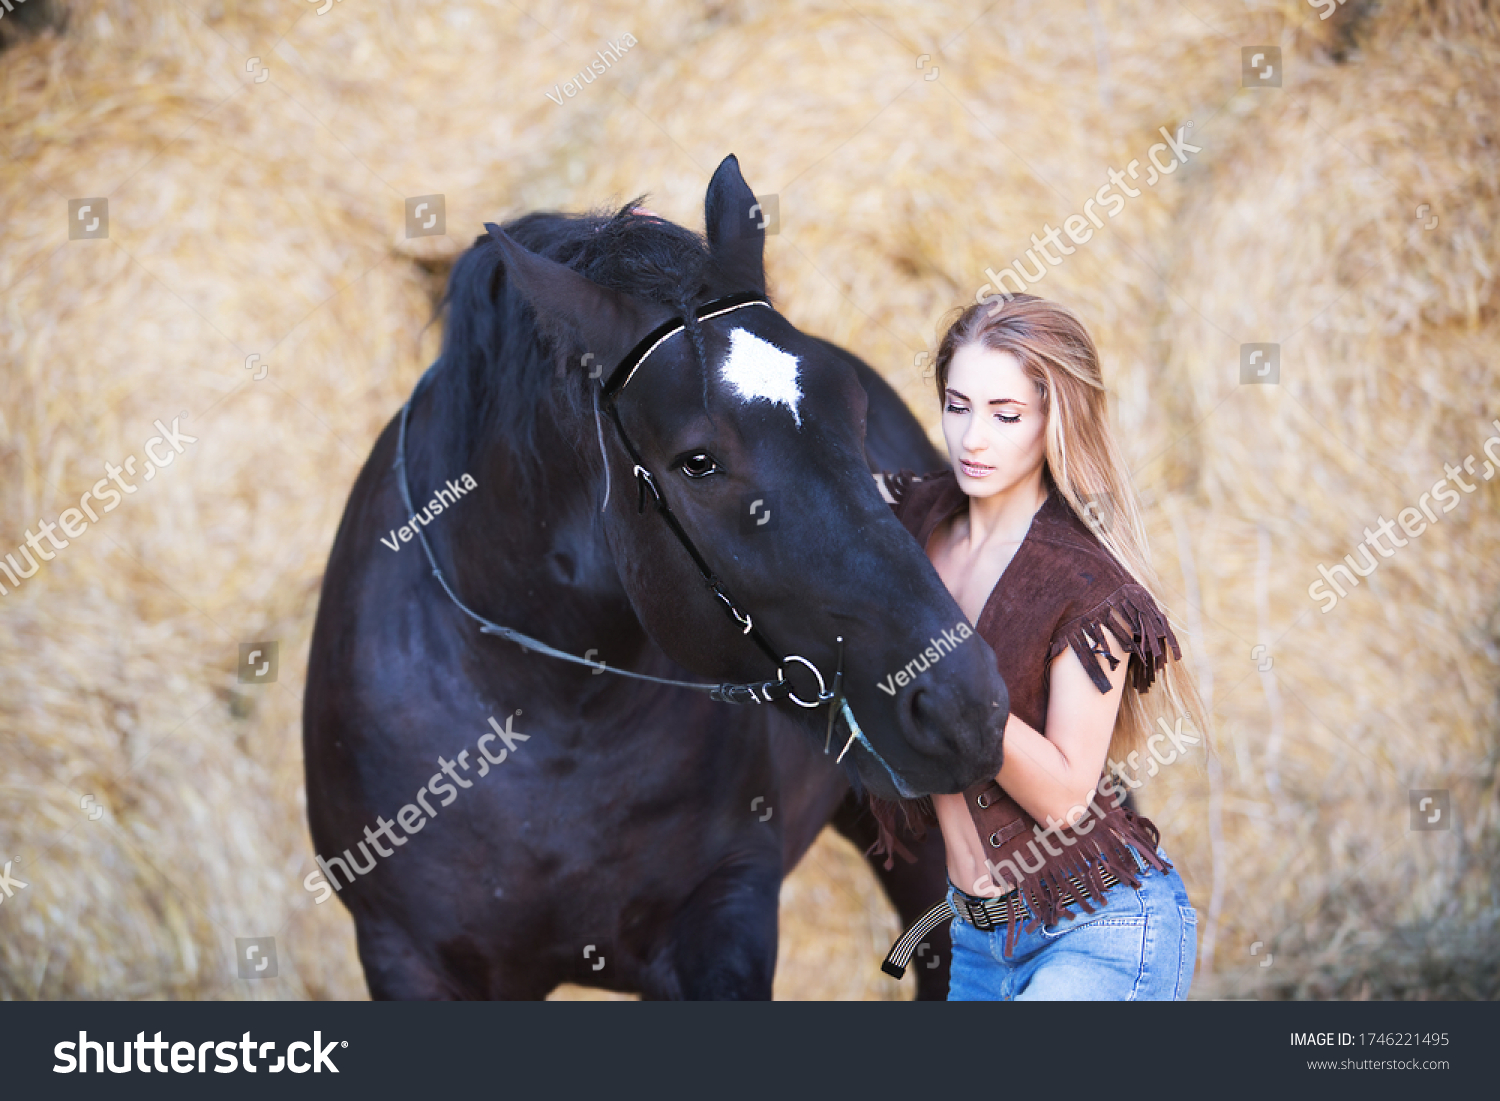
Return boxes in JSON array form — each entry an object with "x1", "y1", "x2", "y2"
[{"x1": 873, "y1": 294, "x2": 1209, "y2": 1000}]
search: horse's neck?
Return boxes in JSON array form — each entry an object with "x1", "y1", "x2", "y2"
[{"x1": 421, "y1": 401, "x2": 637, "y2": 637}]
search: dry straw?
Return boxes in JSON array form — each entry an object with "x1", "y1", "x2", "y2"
[{"x1": 1, "y1": 0, "x2": 1494, "y2": 999}]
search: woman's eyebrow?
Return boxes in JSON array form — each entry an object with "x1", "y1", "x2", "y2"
[{"x1": 945, "y1": 388, "x2": 1027, "y2": 406}]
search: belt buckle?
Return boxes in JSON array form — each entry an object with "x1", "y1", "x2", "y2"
[{"x1": 963, "y1": 896, "x2": 998, "y2": 932}]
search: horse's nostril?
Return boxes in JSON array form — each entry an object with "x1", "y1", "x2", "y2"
[
  {"x1": 907, "y1": 687, "x2": 930, "y2": 722},
  {"x1": 900, "y1": 685, "x2": 948, "y2": 754}
]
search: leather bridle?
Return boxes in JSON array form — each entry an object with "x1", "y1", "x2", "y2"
[{"x1": 393, "y1": 284, "x2": 911, "y2": 790}]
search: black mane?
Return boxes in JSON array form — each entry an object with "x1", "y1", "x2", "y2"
[{"x1": 427, "y1": 198, "x2": 724, "y2": 502}]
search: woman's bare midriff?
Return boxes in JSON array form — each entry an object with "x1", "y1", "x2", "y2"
[
  {"x1": 917, "y1": 481, "x2": 1049, "y2": 900},
  {"x1": 933, "y1": 791, "x2": 1015, "y2": 897}
]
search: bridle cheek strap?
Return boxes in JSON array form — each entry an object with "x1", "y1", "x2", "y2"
[
  {"x1": 597, "y1": 294, "x2": 786, "y2": 669},
  {"x1": 598, "y1": 396, "x2": 782, "y2": 669},
  {"x1": 592, "y1": 385, "x2": 613, "y2": 513}
]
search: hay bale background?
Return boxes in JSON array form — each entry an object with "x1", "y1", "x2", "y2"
[
  {"x1": 1151, "y1": 4, "x2": 1500, "y2": 997},
  {"x1": 0, "y1": 0, "x2": 1494, "y2": 999}
]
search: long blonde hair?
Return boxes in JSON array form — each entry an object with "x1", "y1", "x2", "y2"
[{"x1": 933, "y1": 294, "x2": 1209, "y2": 764}]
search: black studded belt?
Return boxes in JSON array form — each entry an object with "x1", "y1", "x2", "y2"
[
  {"x1": 951, "y1": 868, "x2": 1120, "y2": 931},
  {"x1": 880, "y1": 855, "x2": 1140, "y2": 980}
]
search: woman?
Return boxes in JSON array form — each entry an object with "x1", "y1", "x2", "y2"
[{"x1": 872, "y1": 294, "x2": 1209, "y2": 1000}]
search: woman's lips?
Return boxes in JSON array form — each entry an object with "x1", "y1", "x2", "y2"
[{"x1": 960, "y1": 459, "x2": 993, "y2": 478}]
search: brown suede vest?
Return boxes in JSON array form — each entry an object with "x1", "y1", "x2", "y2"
[{"x1": 872, "y1": 466, "x2": 1183, "y2": 953}]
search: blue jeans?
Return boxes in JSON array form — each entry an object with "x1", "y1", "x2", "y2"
[{"x1": 945, "y1": 847, "x2": 1197, "y2": 1000}]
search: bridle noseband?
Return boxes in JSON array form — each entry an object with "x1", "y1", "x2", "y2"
[{"x1": 394, "y1": 287, "x2": 911, "y2": 790}]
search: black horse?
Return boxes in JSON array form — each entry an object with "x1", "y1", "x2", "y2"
[{"x1": 303, "y1": 155, "x2": 1007, "y2": 999}]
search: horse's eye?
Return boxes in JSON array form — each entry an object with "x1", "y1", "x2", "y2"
[{"x1": 678, "y1": 450, "x2": 719, "y2": 479}]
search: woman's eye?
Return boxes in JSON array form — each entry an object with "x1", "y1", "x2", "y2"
[
  {"x1": 997, "y1": 412, "x2": 1021, "y2": 424},
  {"x1": 678, "y1": 451, "x2": 720, "y2": 479},
  {"x1": 945, "y1": 403, "x2": 968, "y2": 415}
]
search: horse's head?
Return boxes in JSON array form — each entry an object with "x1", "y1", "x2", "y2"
[{"x1": 485, "y1": 156, "x2": 1006, "y2": 799}]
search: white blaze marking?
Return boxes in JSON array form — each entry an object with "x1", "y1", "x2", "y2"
[{"x1": 718, "y1": 327, "x2": 803, "y2": 427}]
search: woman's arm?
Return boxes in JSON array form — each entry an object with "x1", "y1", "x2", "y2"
[{"x1": 991, "y1": 632, "x2": 1131, "y2": 828}]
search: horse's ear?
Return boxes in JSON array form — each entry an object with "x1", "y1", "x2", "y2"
[
  {"x1": 485, "y1": 222, "x2": 673, "y2": 370},
  {"x1": 704, "y1": 154, "x2": 767, "y2": 295}
]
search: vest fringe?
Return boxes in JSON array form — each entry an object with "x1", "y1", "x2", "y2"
[
  {"x1": 1054, "y1": 582, "x2": 1182, "y2": 695},
  {"x1": 1003, "y1": 806, "x2": 1166, "y2": 956},
  {"x1": 866, "y1": 792, "x2": 935, "y2": 870}
]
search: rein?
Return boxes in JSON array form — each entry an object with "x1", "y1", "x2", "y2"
[{"x1": 393, "y1": 282, "x2": 911, "y2": 791}]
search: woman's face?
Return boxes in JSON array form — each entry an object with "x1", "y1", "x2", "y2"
[{"x1": 940, "y1": 342, "x2": 1048, "y2": 499}]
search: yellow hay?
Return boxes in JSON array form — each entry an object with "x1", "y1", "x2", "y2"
[
  {"x1": 1148, "y1": 14, "x2": 1500, "y2": 997},
  {"x1": 1, "y1": 0, "x2": 1494, "y2": 1000}
]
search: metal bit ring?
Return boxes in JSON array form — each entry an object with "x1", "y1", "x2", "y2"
[{"x1": 779, "y1": 654, "x2": 828, "y2": 709}]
